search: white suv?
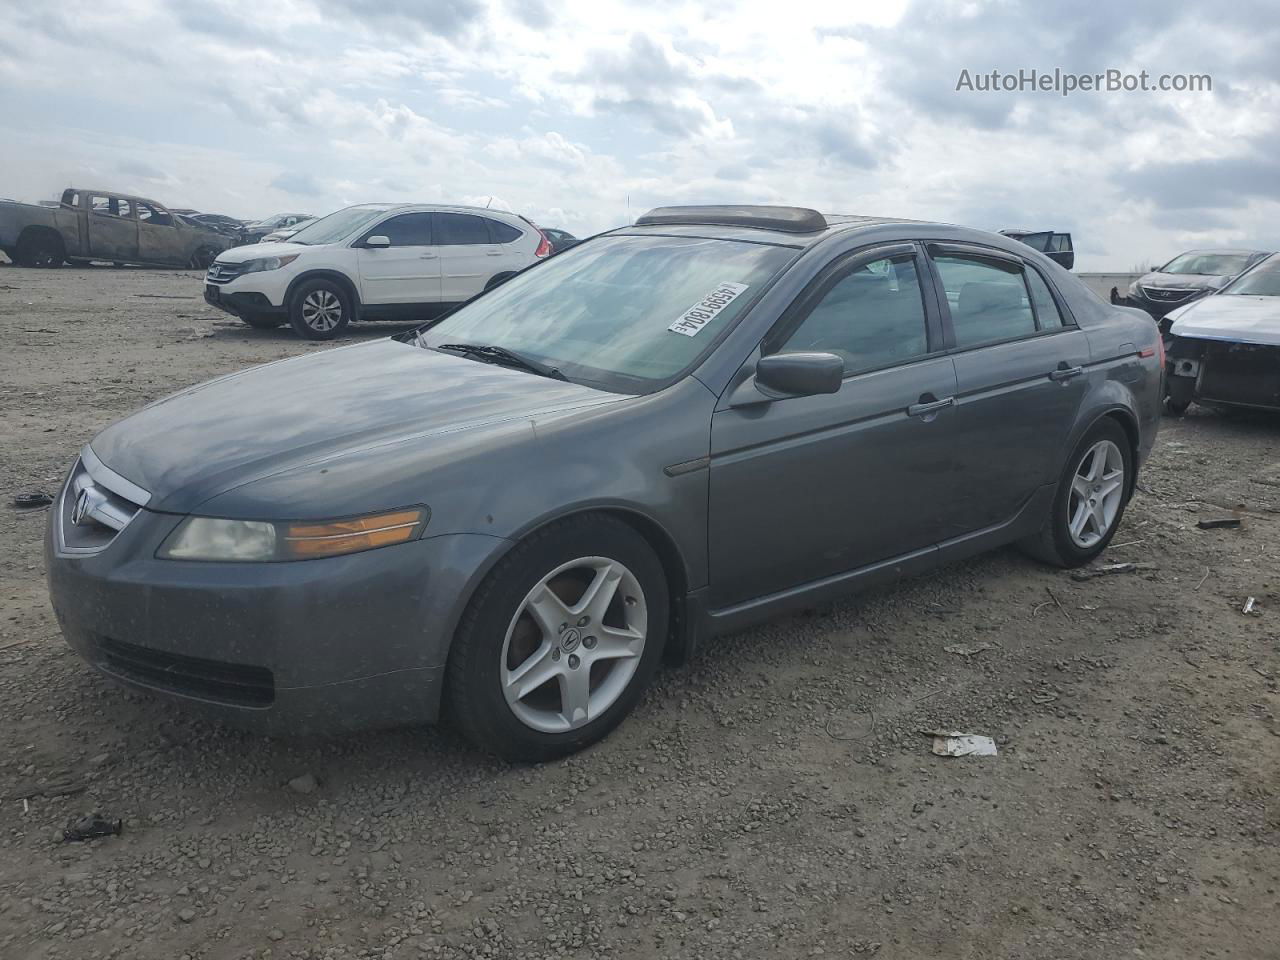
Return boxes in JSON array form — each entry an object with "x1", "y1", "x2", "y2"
[{"x1": 203, "y1": 203, "x2": 551, "y2": 339}]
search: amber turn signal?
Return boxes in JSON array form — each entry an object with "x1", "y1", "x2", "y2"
[{"x1": 282, "y1": 508, "x2": 427, "y2": 559}]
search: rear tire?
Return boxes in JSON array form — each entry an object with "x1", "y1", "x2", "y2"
[
  {"x1": 446, "y1": 515, "x2": 669, "y2": 761},
  {"x1": 189, "y1": 246, "x2": 217, "y2": 270},
  {"x1": 1019, "y1": 419, "x2": 1133, "y2": 568},
  {"x1": 1165, "y1": 396, "x2": 1190, "y2": 416},
  {"x1": 288, "y1": 278, "x2": 352, "y2": 340},
  {"x1": 16, "y1": 231, "x2": 64, "y2": 268}
]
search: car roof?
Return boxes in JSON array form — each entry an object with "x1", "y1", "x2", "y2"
[
  {"x1": 1173, "y1": 248, "x2": 1272, "y2": 256},
  {"x1": 614, "y1": 206, "x2": 1032, "y2": 253}
]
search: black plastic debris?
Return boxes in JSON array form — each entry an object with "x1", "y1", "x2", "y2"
[
  {"x1": 13, "y1": 492, "x2": 54, "y2": 509},
  {"x1": 62, "y1": 815, "x2": 123, "y2": 843},
  {"x1": 1197, "y1": 517, "x2": 1242, "y2": 530}
]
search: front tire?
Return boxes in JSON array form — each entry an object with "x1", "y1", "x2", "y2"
[
  {"x1": 289, "y1": 279, "x2": 352, "y2": 340},
  {"x1": 447, "y1": 515, "x2": 669, "y2": 761},
  {"x1": 1020, "y1": 419, "x2": 1133, "y2": 568}
]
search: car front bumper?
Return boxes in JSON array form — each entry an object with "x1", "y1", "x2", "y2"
[{"x1": 46, "y1": 488, "x2": 510, "y2": 735}]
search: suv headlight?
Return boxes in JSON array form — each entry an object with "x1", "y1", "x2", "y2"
[
  {"x1": 241, "y1": 254, "x2": 300, "y2": 274},
  {"x1": 159, "y1": 508, "x2": 428, "y2": 562}
]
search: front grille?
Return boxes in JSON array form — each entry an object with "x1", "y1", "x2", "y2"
[
  {"x1": 1198, "y1": 342, "x2": 1280, "y2": 408},
  {"x1": 1141, "y1": 285, "x2": 1197, "y2": 303},
  {"x1": 206, "y1": 261, "x2": 246, "y2": 284},
  {"x1": 97, "y1": 637, "x2": 275, "y2": 708},
  {"x1": 58, "y1": 454, "x2": 146, "y2": 554}
]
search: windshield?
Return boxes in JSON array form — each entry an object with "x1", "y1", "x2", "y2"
[
  {"x1": 419, "y1": 234, "x2": 796, "y2": 393},
  {"x1": 1223, "y1": 255, "x2": 1280, "y2": 296},
  {"x1": 1159, "y1": 252, "x2": 1255, "y2": 276},
  {"x1": 289, "y1": 205, "x2": 394, "y2": 245}
]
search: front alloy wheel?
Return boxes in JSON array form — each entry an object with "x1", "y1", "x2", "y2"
[
  {"x1": 289, "y1": 279, "x2": 352, "y2": 340},
  {"x1": 501, "y1": 557, "x2": 647, "y2": 733},
  {"x1": 447, "y1": 515, "x2": 668, "y2": 761}
]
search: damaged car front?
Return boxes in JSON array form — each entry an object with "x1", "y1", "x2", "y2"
[
  {"x1": 1165, "y1": 253, "x2": 1280, "y2": 415},
  {"x1": 1126, "y1": 248, "x2": 1271, "y2": 332}
]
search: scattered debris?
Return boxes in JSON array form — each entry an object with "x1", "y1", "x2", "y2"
[
  {"x1": 287, "y1": 773, "x2": 319, "y2": 795},
  {"x1": 1242, "y1": 597, "x2": 1257, "y2": 615},
  {"x1": 1071, "y1": 562, "x2": 1156, "y2": 581},
  {"x1": 12, "y1": 492, "x2": 54, "y2": 509},
  {"x1": 1044, "y1": 586, "x2": 1073, "y2": 621},
  {"x1": 943, "y1": 641, "x2": 998, "y2": 657},
  {"x1": 1109, "y1": 539, "x2": 1145, "y2": 549},
  {"x1": 1196, "y1": 567, "x2": 1211, "y2": 590},
  {"x1": 1031, "y1": 693, "x2": 1059, "y2": 704},
  {"x1": 922, "y1": 730, "x2": 998, "y2": 757},
  {"x1": 61, "y1": 814, "x2": 123, "y2": 843},
  {"x1": 1197, "y1": 517, "x2": 1242, "y2": 530}
]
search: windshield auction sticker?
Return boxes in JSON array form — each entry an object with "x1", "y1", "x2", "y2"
[{"x1": 668, "y1": 281, "x2": 750, "y2": 337}]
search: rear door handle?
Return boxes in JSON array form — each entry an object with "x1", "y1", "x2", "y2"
[
  {"x1": 419, "y1": 252, "x2": 437, "y2": 259},
  {"x1": 486, "y1": 250, "x2": 504, "y2": 256},
  {"x1": 1049, "y1": 364, "x2": 1084, "y2": 382},
  {"x1": 907, "y1": 396, "x2": 955, "y2": 418}
]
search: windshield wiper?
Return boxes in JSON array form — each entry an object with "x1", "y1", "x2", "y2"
[{"x1": 435, "y1": 343, "x2": 567, "y2": 381}]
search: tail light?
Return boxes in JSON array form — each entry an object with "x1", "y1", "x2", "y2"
[{"x1": 533, "y1": 228, "x2": 552, "y2": 258}]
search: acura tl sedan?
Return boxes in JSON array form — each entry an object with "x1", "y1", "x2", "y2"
[{"x1": 47, "y1": 205, "x2": 1162, "y2": 760}]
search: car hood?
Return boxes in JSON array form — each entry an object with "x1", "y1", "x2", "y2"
[
  {"x1": 214, "y1": 241, "x2": 313, "y2": 262},
  {"x1": 90, "y1": 340, "x2": 625, "y2": 514},
  {"x1": 1168, "y1": 295, "x2": 1280, "y2": 346},
  {"x1": 1139, "y1": 271, "x2": 1228, "y2": 290}
]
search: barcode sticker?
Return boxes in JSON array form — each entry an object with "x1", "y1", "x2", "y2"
[{"x1": 668, "y1": 281, "x2": 750, "y2": 337}]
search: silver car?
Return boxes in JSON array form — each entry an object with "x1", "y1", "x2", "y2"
[{"x1": 46, "y1": 205, "x2": 1162, "y2": 760}]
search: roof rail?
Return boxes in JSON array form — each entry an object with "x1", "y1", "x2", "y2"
[{"x1": 635, "y1": 205, "x2": 828, "y2": 234}]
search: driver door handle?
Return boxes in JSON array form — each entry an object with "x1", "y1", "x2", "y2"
[
  {"x1": 907, "y1": 395, "x2": 955, "y2": 418},
  {"x1": 1049, "y1": 364, "x2": 1084, "y2": 382},
  {"x1": 419, "y1": 252, "x2": 437, "y2": 259}
]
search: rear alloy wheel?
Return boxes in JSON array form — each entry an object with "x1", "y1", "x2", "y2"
[
  {"x1": 447, "y1": 515, "x2": 668, "y2": 761},
  {"x1": 289, "y1": 279, "x2": 352, "y2": 340},
  {"x1": 1020, "y1": 419, "x2": 1133, "y2": 568}
]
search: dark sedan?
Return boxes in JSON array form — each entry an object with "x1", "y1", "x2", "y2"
[
  {"x1": 46, "y1": 205, "x2": 1162, "y2": 760},
  {"x1": 1125, "y1": 248, "x2": 1271, "y2": 330}
]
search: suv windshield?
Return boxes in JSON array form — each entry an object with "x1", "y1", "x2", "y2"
[
  {"x1": 1223, "y1": 256, "x2": 1280, "y2": 296},
  {"x1": 418, "y1": 234, "x2": 796, "y2": 393},
  {"x1": 1159, "y1": 252, "x2": 1255, "y2": 276},
  {"x1": 290, "y1": 205, "x2": 395, "y2": 245}
]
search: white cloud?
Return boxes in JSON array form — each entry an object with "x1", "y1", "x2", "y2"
[{"x1": 0, "y1": 0, "x2": 1277, "y2": 264}]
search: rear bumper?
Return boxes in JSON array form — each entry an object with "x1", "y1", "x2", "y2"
[{"x1": 46, "y1": 502, "x2": 511, "y2": 735}]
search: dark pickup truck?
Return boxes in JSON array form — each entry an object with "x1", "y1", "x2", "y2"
[{"x1": 0, "y1": 188, "x2": 236, "y2": 268}]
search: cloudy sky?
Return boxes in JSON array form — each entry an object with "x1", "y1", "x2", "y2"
[{"x1": 2, "y1": 0, "x2": 1277, "y2": 269}]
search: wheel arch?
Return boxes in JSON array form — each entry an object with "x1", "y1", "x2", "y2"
[
  {"x1": 1072, "y1": 404, "x2": 1141, "y2": 497},
  {"x1": 17, "y1": 225, "x2": 65, "y2": 259},
  {"x1": 284, "y1": 269, "x2": 362, "y2": 318},
  {"x1": 484, "y1": 271, "x2": 518, "y2": 291},
  {"x1": 455, "y1": 504, "x2": 696, "y2": 669}
]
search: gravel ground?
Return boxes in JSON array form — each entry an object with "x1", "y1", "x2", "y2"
[{"x1": 1, "y1": 264, "x2": 1277, "y2": 960}]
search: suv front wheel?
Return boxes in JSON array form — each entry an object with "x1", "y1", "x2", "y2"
[{"x1": 289, "y1": 278, "x2": 353, "y2": 340}]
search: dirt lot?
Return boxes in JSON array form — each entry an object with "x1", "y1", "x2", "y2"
[{"x1": 0, "y1": 264, "x2": 1276, "y2": 960}]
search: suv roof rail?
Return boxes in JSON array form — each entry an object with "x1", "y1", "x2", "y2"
[{"x1": 635, "y1": 205, "x2": 828, "y2": 234}]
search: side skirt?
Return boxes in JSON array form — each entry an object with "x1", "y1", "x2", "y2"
[{"x1": 694, "y1": 483, "x2": 1055, "y2": 642}]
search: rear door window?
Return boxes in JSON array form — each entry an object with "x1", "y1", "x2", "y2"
[
  {"x1": 137, "y1": 203, "x2": 173, "y2": 226},
  {"x1": 435, "y1": 213, "x2": 491, "y2": 245},
  {"x1": 1025, "y1": 269, "x2": 1065, "y2": 329},
  {"x1": 933, "y1": 255, "x2": 1036, "y2": 348},
  {"x1": 91, "y1": 195, "x2": 133, "y2": 218}
]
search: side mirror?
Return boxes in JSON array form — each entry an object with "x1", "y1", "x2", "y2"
[
  {"x1": 755, "y1": 352, "x2": 844, "y2": 398},
  {"x1": 363, "y1": 235, "x2": 391, "y2": 249}
]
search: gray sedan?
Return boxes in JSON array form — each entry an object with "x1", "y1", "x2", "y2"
[{"x1": 46, "y1": 205, "x2": 1163, "y2": 760}]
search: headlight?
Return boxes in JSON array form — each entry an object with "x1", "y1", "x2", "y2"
[
  {"x1": 1128, "y1": 281, "x2": 1141, "y2": 296},
  {"x1": 159, "y1": 508, "x2": 428, "y2": 562},
  {"x1": 241, "y1": 254, "x2": 300, "y2": 274}
]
